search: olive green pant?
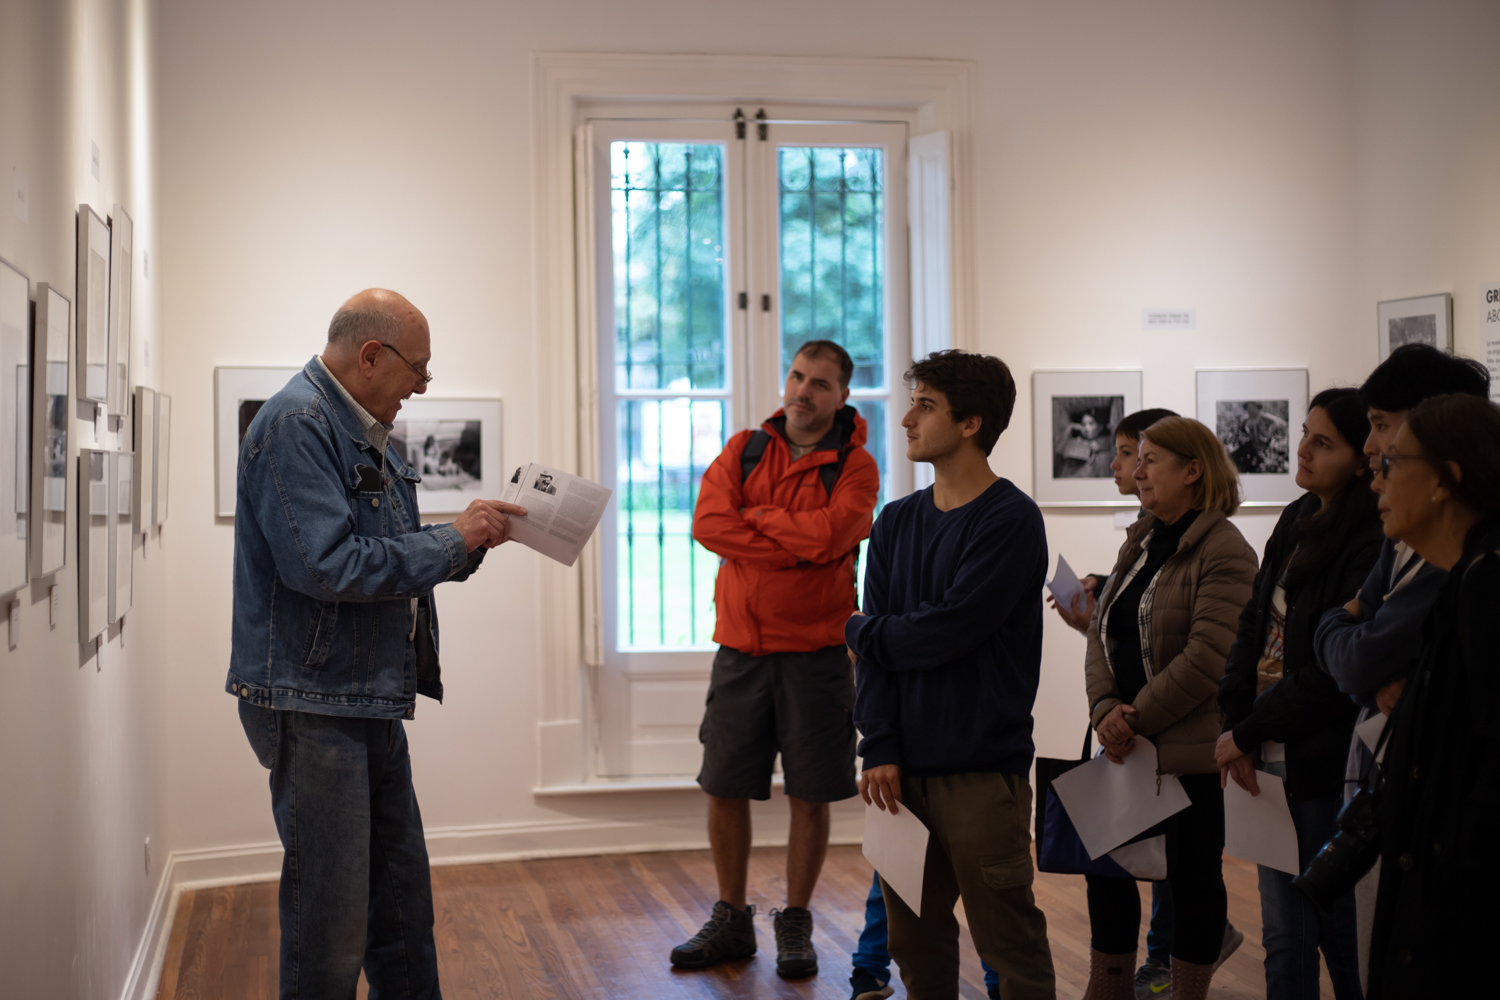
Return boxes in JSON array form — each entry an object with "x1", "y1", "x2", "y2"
[{"x1": 879, "y1": 772, "x2": 1057, "y2": 1000}]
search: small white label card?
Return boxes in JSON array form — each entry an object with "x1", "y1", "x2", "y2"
[
  {"x1": 7, "y1": 599, "x2": 17, "y2": 649},
  {"x1": 49, "y1": 585, "x2": 59, "y2": 628},
  {"x1": 863, "y1": 800, "x2": 932, "y2": 918},
  {"x1": 1142, "y1": 309, "x2": 1196, "y2": 330},
  {"x1": 1224, "y1": 769, "x2": 1301, "y2": 875},
  {"x1": 1482, "y1": 283, "x2": 1500, "y2": 403}
]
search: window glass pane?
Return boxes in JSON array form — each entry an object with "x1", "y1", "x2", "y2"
[
  {"x1": 778, "y1": 146, "x2": 884, "y2": 389},
  {"x1": 612, "y1": 143, "x2": 726, "y2": 391},
  {"x1": 849, "y1": 399, "x2": 887, "y2": 512},
  {"x1": 615, "y1": 398, "x2": 725, "y2": 649}
]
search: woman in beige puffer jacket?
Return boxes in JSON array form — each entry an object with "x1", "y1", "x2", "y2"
[{"x1": 1079, "y1": 416, "x2": 1257, "y2": 1000}]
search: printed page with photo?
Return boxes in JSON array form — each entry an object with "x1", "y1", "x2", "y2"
[{"x1": 499, "y1": 463, "x2": 613, "y2": 566}]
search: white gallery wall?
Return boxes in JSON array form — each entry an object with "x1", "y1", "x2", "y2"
[
  {"x1": 0, "y1": 0, "x2": 165, "y2": 998},
  {"x1": 0, "y1": 0, "x2": 1478, "y2": 995}
]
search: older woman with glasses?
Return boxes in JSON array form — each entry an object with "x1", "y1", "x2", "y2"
[{"x1": 1364, "y1": 393, "x2": 1500, "y2": 998}]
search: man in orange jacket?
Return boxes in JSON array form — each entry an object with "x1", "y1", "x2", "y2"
[{"x1": 669, "y1": 340, "x2": 879, "y2": 981}]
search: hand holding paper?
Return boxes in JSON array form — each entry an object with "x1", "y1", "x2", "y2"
[
  {"x1": 1050, "y1": 738, "x2": 1191, "y2": 859},
  {"x1": 1223, "y1": 769, "x2": 1300, "y2": 875},
  {"x1": 863, "y1": 800, "x2": 930, "y2": 917},
  {"x1": 1045, "y1": 554, "x2": 1084, "y2": 613},
  {"x1": 497, "y1": 463, "x2": 612, "y2": 566}
]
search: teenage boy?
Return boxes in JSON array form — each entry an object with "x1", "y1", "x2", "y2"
[
  {"x1": 1314, "y1": 343, "x2": 1490, "y2": 983},
  {"x1": 851, "y1": 350, "x2": 1056, "y2": 1000},
  {"x1": 675, "y1": 340, "x2": 880, "y2": 979}
]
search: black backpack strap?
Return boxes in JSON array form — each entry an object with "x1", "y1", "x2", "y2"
[
  {"x1": 739, "y1": 430, "x2": 772, "y2": 485},
  {"x1": 818, "y1": 444, "x2": 850, "y2": 497}
]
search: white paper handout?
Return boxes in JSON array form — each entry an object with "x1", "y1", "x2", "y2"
[
  {"x1": 1050, "y1": 739, "x2": 1192, "y2": 860},
  {"x1": 498, "y1": 463, "x2": 612, "y2": 567},
  {"x1": 1223, "y1": 769, "x2": 1301, "y2": 876},
  {"x1": 1356, "y1": 713, "x2": 1386, "y2": 754},
  {"x1": 862, "y1": 801, "x2": 930, "y2": 918},
  {"x1": 1045, "y1": 554, "x2": 1084, "y2": 613}
]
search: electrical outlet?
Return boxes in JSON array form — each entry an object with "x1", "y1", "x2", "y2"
[{"x1": 144, "y1": 837, "x2": 151, "y2": 875}]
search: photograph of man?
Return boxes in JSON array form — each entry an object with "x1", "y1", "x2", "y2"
[
  {"x1": 533, "y1": 471, "x2": 557, "y2": 495},
  {"x1": 850, "y1": 350, "x2": 1057, "y2": 1000},
  {"x1": 226, "y1": 289, "x2": 527, "y2": 998},
  {"x1": 675, "y1": 339, "x2": 880, "y2": 980}
]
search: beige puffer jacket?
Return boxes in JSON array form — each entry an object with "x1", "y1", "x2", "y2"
[{"x1": 1085, "y1": 508, "x2": 1257, "y2": 774}]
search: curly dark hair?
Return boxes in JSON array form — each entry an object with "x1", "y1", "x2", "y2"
[{"x1": 904, "y1": 350, "x2": 1016, "y2": 456}]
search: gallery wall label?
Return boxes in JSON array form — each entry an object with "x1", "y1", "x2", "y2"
[
  {"x1": 1483, "y1": 283, "x2": 1500, "y2": 403},
  {"x1": 1142, "y1": 309, "x2": 1195, "y2": 331}
]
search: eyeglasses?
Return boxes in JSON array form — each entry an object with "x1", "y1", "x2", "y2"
[
  {"x1": 382, "y1": 343, "x2": 433, "y2": 385},
  {"x1": 1379, "y1": 452, "x2": 1426, "y2": 478}
]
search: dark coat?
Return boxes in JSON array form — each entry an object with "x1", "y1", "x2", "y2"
[
  {"x1": 1367, "y1": 516, "x2": 1500, "y2": 998},
  {"x1": 1218, "y1": 492, "x2": 1383, "y2": 799}
]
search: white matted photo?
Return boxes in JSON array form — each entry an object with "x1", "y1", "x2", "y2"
[
  {"x1": 108, "y1": 450, "x2": 133, "y2": 624},
  {"x1": 76, "y1": 206, "x2": 111, "y2": 405},
  {"x1": 107, "y1": 206, "x2": 133, "y2": 417},
  {"x1": 215, "y1": 366, "x2": 300, "y2": 517},
  {"x1": 31, "y1": 284, "x2": 71, "y2": 578},
  {"x1": 0, "y1": 257, "x2": 30, "y2": 595},
  {"x1": 389, "y1": 398, "x2": 502, "y2": 513},
  {"x1": 1377, "y1": 294, "x2": 1452, "y2": 360},
  {"x1": 1031, "y1": 370, "x2": 1143, "y2": 505},
  {"x1": 1196, "y1": 368, "x2": 1308, "y2": 506},
  {"x1": 134, "y1": 387, "x2": 155, "y2": 533}
]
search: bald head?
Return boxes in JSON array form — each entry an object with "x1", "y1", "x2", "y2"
[{"x1": 321, "y1": 288, "x2": 432, "y2": 423}]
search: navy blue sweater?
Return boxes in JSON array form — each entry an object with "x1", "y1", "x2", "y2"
[{"x1": 847, "y1": 478, "x2": 1047, "y2": 778}]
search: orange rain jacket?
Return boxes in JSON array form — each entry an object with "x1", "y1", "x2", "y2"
[{"x1": 692, "y1": 406, "x2": 880, "y2": 656}]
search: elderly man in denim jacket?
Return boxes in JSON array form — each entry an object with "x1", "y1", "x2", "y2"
[{"x1": 229, "y1": 289, "x2": 524, "y2": 999}]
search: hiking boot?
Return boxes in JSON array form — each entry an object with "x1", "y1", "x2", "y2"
[
  {"x1": 1215, "y1": 922, "x2": 1244, "y2": 971},
  {"x1": 1133, "y1": 955, "x2": 1171, "y2": 999},
  {"x1": 771, "y1": 906, "x2": 818, "y2": 978},
  {"x1": 849, "y1": 966, "x2": 893, "y2": 1000},
  {"x1": 669, "y1": 901, "x2": 756, "y2": 969}
]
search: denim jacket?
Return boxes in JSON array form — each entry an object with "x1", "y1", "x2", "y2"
[{"x1": 226, "y1": 358, "x2": 485, "y2": 719}]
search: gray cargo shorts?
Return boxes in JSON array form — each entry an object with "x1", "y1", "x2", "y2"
[{"x1": 695, "y1": 643, "x2": 859, "y2": 803}]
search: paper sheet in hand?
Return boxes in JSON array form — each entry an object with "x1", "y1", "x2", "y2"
[
  {"x1": 862, "y1": 801, "x2": 930, "y2": 918},
  {"x1": 1046, "y1": 554, "x2": 1084, "y2": 612},
  {"x1": 1050, "y1": 739, "x2": 1191, "y2": 859},
  {"x1": 1356, "y1": 713, "x2": 1387, "y2": 754},
  {"x1": 498, "y1": 463, "x2": 612, "y2": 567},
  {"x1": 1224, "y1": 769, "x2": 1300, "y2": 875}
]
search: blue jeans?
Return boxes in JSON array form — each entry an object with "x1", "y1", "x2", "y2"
[
  {"x1": 853, "y1": 871, "x2": 999, "y2": 991},
  {"x1": 1258, "y1": 795, "x2": 1361, "y2": 999},
  {"x1": 1147, "y1": 882, "x2": 1174, "y2": 965},
  {"x1": 240, "y1": 703, "x2": 441, "y2": 1000}
]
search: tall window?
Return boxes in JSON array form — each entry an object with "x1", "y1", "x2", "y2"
[{"x1": 588, "y1": 117, "x2": 909, "y2": 777}]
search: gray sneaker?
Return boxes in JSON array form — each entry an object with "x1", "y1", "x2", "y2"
[
  {"x1": 1215, "y1": 922, "x2": 1245, "y2": 971},
  {"x1": 771, "y1": 906, "x2": 818, "y2": 978},
  {"x1": 669, "y1": 901, "x2": 756, "y2": 969},
  {"x1": 1134, "y1": 955, "x2": 1171, "y2": 999}
]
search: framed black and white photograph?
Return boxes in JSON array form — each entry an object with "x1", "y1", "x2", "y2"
[
  {"x1": 76, "y1": 205, "x2": 110, "y2": 405},
  {"x1": 155, "y1": 393, "x2": 170, "y2": 526},
  {"x1": 389, "y1": 398, "x2": 502, "y2": 513},
  {"x1": 0, "y1": 257, "x2": 30, "y2": 596},
  {"x1": 107, "y1": 206, "x2": 133, "y2": 417},
  {"x1": 79, "y1": 450, "x2": 109, "y2": 643},
  {"x1": 1031, "y1": 370, "x2": 1142, "y2": 505},
  {"x1": 214, "y1": 366, "x2": 299, "y2": 517},
  {"x1": 31, "y1": 284, "x2": 71, "y2": 577},
  {"x1": 1196, "y1": 368, "x2": 1308, "y2": 505},
  {"x1": 134, "y1": 386, "x2": 155, "y2": 533},
  {"x1": 109, "y1": 450, "x2": 133, "y2": 624},
  {"x1": 1377, "y1": 294, "x2": 1452, "y2": 360}
]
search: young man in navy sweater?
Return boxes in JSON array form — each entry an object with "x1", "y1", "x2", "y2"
[{"x1": 849, "y1": 350, "x2": 1056, "y2": 1000}]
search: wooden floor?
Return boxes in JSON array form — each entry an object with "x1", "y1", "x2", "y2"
[{"x1": 156, "y1": 846, "x2": 1332, "y2": 999}]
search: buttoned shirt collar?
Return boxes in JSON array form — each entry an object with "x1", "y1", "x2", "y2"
[{"x1": 316, "y1": 355, "x2": 391, "y2": 454}]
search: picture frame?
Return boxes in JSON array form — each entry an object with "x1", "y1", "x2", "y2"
[
  {"x1": 155, "y1": 393, "x2": 170, "y2": 526},
  {"x1": 134, "y1": 386, "x2": 155, "y2": 532},
  {"x1": 76, "y1": 205, "x2": 111, "y2": 405},
  {"x1": 0, "y1": 257, "x2": 30, "y2": 595},
  {"x1": 1031, "y1": 369, "x2": 1143, "y2": 505},
  {"x1": 31, "y1": 284, "x2": 71, "y2": 577},
  {"x1": 1377, "y1": 294, "x2": 1452, "y2": 361},
  {"x1": 79, "y1": 450, "x2": 108, "y2": 643},
  {"x1": 108, "y1": 206, "x2": 133, "y2": 417},
  {"x1": 108, "y1": 450, "x2": 133, "y2": 623},
  {"x1": 214, "y1": 366, "x2": 299, "y2": 517},
  {"x1": 389, "y1": 397, "x2": 503, "y2": 513},
  {"x1": 1196, "y1": 368, "x2": 1309, "y2": 506}
]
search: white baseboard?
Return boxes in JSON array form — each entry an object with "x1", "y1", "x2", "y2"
[{"x1": 125, "y1": 807, "x2": 867, "y2": 999}]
